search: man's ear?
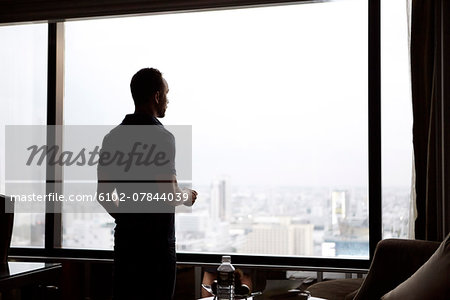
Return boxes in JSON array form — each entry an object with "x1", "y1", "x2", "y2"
[{"x1": 154, "y1": 91, "x2": 160, "y2": 104}]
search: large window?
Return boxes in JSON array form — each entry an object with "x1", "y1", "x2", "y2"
[
  {"x1": 63, "y1": 0, "x2": 370, "y2": 258},
  {"x1": 0, "y1": 23, "x2": 47, "y2": 247},
  {"x1": 3, "y1": 0, "x2": 412, "y2": 267}
]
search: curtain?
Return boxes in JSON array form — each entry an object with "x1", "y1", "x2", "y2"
[{"x1": 411, "y1": 0, "x2": 450, "y2": 241}]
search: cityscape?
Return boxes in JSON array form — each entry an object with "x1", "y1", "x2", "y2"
[{"x1": 11, "y1": 178, "x2": 412, "y2": 259}]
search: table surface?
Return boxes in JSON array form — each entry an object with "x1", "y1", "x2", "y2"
[
  {"x1": 199, "y1": 297, "x2": 327, "y2": 300},
  {"x1": 0, "y1": 262, "x2": 61, "y2": 280}
]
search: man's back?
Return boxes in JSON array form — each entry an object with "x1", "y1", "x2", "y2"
[{"x1": 98, "y1": 113, "x2": 178, "y2": 300}]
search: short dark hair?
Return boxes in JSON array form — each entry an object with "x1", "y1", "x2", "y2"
[{"x1": 130, "y1": 68, "x2": 164, "y2": 106}]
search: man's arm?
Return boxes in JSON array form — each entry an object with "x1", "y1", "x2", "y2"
[
  {"x1": 157, "y1": 174, "x2": 197, "y2": 207},
  {"x1": 157, "y1": 132, "x2": 197, "y2": 207},
  {"x1": 96, "y1": 181, "x2": 118, "y2": 219}
]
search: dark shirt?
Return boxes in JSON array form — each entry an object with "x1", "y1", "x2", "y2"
[
  {"x1": 99, "y1": 113, "x2": 178, "y2": 300},
  {"x1": 98, "y1": 113, "x2": 177, "y2": 248}
]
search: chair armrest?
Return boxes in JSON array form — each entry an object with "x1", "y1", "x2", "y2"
[{"x1": 353, "y1": 238, "x2": 440, "y2": 300}]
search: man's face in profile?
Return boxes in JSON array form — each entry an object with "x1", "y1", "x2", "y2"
[{"x1": 156, "y1": 78, "x2": 169, "y2": 118}]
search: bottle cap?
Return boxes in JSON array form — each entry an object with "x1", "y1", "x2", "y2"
[{"x1": 221, "y1": 255, "x2": 231, "y2": 263}]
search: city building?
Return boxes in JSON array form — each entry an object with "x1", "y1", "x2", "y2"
[
  {"x1": 240, "y1": 217, "x2": 314, "y2": 256},
  {"x1": 210, "y1": 178, "x2": 231, "y2": 222}
]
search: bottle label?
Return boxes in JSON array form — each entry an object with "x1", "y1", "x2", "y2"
[{"x1": 217, "y1": 271, "x2": 235, "y2": 300}]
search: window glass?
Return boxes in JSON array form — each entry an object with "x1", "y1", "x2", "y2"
[
  {"x1": 0, "y1": 24, "x2": 47, "y2": 247},
  {"x1": 381, "y1": 0, "x2": 413, "y2": 239},
  {"x1": 64, "y1": 0, "x2": 369, "y2": 257}
]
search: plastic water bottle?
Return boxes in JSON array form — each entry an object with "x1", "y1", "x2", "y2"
[{"x1": 217, "y1": 255, "x2": 235, "y2": 300}]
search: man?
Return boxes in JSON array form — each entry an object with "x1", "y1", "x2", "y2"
[{"x1": 97, "y1": 68, "x2": 197, "y2": 299}]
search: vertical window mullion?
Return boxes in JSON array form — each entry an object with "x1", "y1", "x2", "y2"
[
  {"x1": 368, "y1": 0, "x2": 382, "y2": 260},
  {"x1": 45, "y1": 22, "x2": 64, "y2": 252}
]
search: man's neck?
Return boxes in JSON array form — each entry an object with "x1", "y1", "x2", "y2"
[{"x1": 134, "y1": 106, "x2": 157, "y2": 118}]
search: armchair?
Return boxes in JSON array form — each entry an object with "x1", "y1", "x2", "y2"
[{"x1": 307, "y1": 238, "x2": 442, "y2": 300}]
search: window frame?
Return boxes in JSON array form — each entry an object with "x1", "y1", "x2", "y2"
[{"x1": 9, "y1": 0, "x2": 381, "y2": 270}]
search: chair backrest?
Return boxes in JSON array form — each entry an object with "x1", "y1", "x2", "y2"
[
  {"x1": 0, "y1": 194, "x2": 15, "y2": 263},
  {"x1": 353, "y1": 238, "x2": 440, "y2": 300}
]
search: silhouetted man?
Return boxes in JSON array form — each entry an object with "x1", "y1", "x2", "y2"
[{"x1": 97, "y1": 68, "x2": 197, "y2": 300}]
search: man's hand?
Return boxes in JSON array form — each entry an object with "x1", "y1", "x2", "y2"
[{"x1": 183, "y1": 189, "x2": 198, "y2": 206}]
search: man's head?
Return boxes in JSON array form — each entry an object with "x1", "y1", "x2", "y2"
[{"x1": 130, "y1": 68, "x2": 169, "y2": 118}]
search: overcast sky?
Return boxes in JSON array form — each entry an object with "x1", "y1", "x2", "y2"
[{"x1": 1, "y1": 0, "x2": 412, "y2": 190}]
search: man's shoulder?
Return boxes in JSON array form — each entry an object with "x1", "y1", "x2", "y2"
[
  {"x1": 101, "y1": 123, "x2": 175, "y2": 152},
  {"x1": 101, "y1": 124, "x2": 123, "y2": 145},
  {"x1": 159, "y1": 127, "x2": 175, "y2": 143}
]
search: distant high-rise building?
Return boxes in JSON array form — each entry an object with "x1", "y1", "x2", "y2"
[
  {"x1": 239, "y1": 217, "x2": 314, "y2": 256},
  {"x1": 210, "y1": 178, "x2": 230, "y2": 222},
  {"x1": 331, "y1": 190, "x2": 348, "y2": 227},
  {"x1": 176, "y1": 213, "x2": 206, "y2": 233},
  {"x1": 290, "y1": 224, "x2": 314, "y2": 255},
  {"x1": 240, "y1": 224, "x2": 289, "y2": 255}
]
